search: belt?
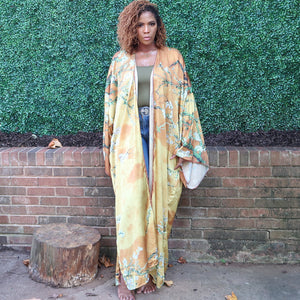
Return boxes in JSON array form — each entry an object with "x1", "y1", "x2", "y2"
[{"x1": 139, "y1": 106, "x2": 150, "y2": 116}]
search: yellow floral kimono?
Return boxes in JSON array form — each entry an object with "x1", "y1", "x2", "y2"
[{"x1": 103, "y1": 47, "x2": 209, "y2": 290}]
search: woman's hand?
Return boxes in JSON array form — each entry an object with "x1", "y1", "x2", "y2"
[{"x1": 171, "y1": 155, "x2": 187, "y2": 170}]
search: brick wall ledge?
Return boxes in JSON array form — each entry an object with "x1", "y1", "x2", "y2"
[{"x1": 0, "y1": 146, "x2": 299, "y2": 264}]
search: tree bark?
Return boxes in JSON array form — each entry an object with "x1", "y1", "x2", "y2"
[{"x1": 29, "y1": 223, "x2": 101, "y2": 287}]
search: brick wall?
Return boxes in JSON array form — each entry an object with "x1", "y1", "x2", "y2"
[{"x1": 0, "y1": 146, "x2": 299, "y2": 263}]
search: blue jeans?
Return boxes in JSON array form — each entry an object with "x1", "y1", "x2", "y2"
[{"x1": 139, "y1": 108, "x2": 149, "y2": 177}]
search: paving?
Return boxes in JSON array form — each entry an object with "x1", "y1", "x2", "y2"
[{"x1": 0, "y1": 249, "x2": 299, "y2": 300}]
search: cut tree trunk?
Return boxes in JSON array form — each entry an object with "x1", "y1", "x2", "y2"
[{"x1": 28, "y1": 223, "x2": 101, "y2": 287}]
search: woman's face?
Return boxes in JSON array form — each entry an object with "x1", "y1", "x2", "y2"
[{"x1": 136, "y1": 11, "x2": 158, "y2": 47}]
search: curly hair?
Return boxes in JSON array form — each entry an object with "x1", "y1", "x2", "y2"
[{"x1": 117, "y1": 0, "x2": 166, "y2": 54}]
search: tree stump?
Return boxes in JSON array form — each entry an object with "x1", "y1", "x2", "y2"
[{"x1": 28, "y1": 223, "x2": 101, "y2": 287}]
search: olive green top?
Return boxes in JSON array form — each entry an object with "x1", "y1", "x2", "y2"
[{"x1": 137, "y1": 65, "x2": 153, "y2": 107}]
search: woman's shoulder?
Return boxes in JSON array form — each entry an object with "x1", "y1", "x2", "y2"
[
  {"x1": 111, "y1": 49, "x2": 130, "y2": 60},
  {"x1": 109, "y1": 50, "x2": 133, "y2": 71}
]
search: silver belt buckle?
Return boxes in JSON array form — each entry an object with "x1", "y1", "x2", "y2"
[{"x1": 139, "y1": 106, "x2": 149, "y2": 116}]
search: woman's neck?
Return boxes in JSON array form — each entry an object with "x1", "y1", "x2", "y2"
[{"x1": 135, "y1": 45, "x2": 157, "y2": 67}]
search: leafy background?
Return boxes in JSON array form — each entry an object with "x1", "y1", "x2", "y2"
[{"x1": 0, "y1": 0, "x2": 299, "y2": 135}]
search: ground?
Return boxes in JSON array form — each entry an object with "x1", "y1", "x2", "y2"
[{"x1": 0, "y1": 129, "x2": 299, "y2": 148}]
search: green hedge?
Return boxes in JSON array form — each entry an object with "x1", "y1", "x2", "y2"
[{"x1": 0, "y1": 0, "x2": 299, "y2": 135}]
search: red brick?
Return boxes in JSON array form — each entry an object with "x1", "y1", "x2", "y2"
[
  {"x1": 207, "y1": 149, "x2": 218, "y2": 166},
  {"x1": 53, "y1": 147, "x2": 71, "y2": 166},
  {"x1": 270, "y1": 230, "x2": 300, "y2": 240},
  {"x1": 56, "y1": 187, "x2": 84, "y2": 196},
  {"x1": 85, "y1": 207, "x2": 115, "y2": 216},
  {"x1": 0, "y1": 216, "x2": 9, "y2": 223},
  {"x1": 272, "y1": 188, "x2": 300, "y2": 198},
  {"x1": 68, "y1": 177, "x2": 97, "y2": 187},
  {"x1": 27, "y1": 187, "x2": 55, "y2": 196},
  {"x1": 0, "y1": 167, "x2": 23, "y2": 176},
  {"x1": 191, "y1": 197, "x2": 221, "y2": 207},
  {"x1": 270, "y1": 208, "x2": 300, "y2": 219},
  {"x1": 218, "y1": 148, "x2": 228, "y2": 167},
  {"x1": 99, "y1": 149, "x2": 105, "y2": 165},
  {"x1": 204, "y1": 229, "x2": 268, "y2": 241},
  {"x1": 38, "y1": 177, "x2": 67, "y2": 186},
  {"x1": 40, "y1": 197, "x2": 69, "y2": 206},
  {"x1": 239, "y1": 149, "x2": 249, "y2": 166},
  {"x1": 0, "y1": 225, "x2": 24, "y2": 234},
  {"x1": 239, "y1": 167, "x2": 272, "y2": 177},
  {"x1": 10, "y1": 148, "x2": 22, "y2": 166},
  {"x1": 291, "y1": 150, "x2": 300, "y2": 165},
  {"x1": 53, "y1": 167, "x2": 82, "y2": 177},
  {"x1": 96, "y1": 177, "x2": 113, "y2": 187},
  {"x1": 83, "y1": 167, "x2": 106, "y2": 177},
  {"x1": 240, "y1": 208, "x2": 270, "y2": 218},
  {"x1": 255, "y1": 219, "x2": 283, "y2": 229},
  {"x1": 18, "y1": 149, "x2": 29, "y2": 165},
  {"x1": 72, "y1": 148, "x2": 85, "y2": 166},
  {"x1": 84, "y1": 187, "x2": 114, "y2": 197},
  {"x1": 178, "y1": 196, "x2": 190, "y2": 207},
  {"x1": 206, "y1": 188, "x2": 239, "y2": 198},
  {"x1": 255, "y1": 198, "x2": 299, "y2": 208},
  {"x1": 62, "y1": 148, "x2": 75, "y2": 166},
  {"x1": 11, "y1": 177, "x2": 38, "y2": 186},
  {"x1": 12, "y1": 196, "x2": 39, "y2": 205},
  {"x1": 255, "y1": 178, "x2": 289, "y2": 188},
  {"x1": 271, "y1": 150, "x2": 291, "y2": 166},
  {"x1": 176, "y1": 207, "x2": 206, "y2": 218},
  {"x1": 228, "y1": 150, "x2": 239, "y2": 167},
  {"x1": 0, "y1": 205, "x2": 27, "y2": 215},
  {"x1": 56, "y1": 206, "x2": 86, "y2": 216},
  {"x1": 28, "y1": 148, "x2": 42, "y2": 166},
  {"x1": 82, "y1": 148, "x2": 95, "y2": 166},
  {"x1": 185, "y1": 188, "x2": 206, "y2": 197},
  {"x1": 69, "y1": 197, "x2": 114, "y2": 207},
  {"x1": 0, "y1": 178, "x2": 11, "y2": 185},
  {"x1": 0, "y1": 149, "x2": 10, "y2": 166},
  {"x1": 10, "y1": 216, "x2": 38, "y2": 225},
  {"x1": 207, "y1": 208, "x2": 240, "y2": 218},
  {"x1": 192, "y1": 218, "x2": 255, "y2": 229},
  {"x1": 168, "y1": 239, "x2": 189, "y2": 249},
  {"x1": 259, "y1": 150, "x2": 270, "y2": 166},
  {"x1": 249, "y1": 150, "x2": 259, "y2": 166},
  {"x1": 0, "y1": 186, "x2": 26, "y2": 195},
  {"x1": 223, "y1": 178, "x2": 255, "y2": 188},
  {"x1": 36, "y1": 148, "x2": 47, "y2": 165},
  {"x1": 239, "y1": 188, "x2": 271, "y2": 198},
  {"x1": 207, "y1": 167, "x2": 239, "y2": 177},
  {"x1": 172, "y1": 218, "x2": 191, "y2": 228},
  {"x1": 171, "y1": 228, "x2": 203, "y2": 239},
  {"x1": 25, "y1": 167, "x2": 52, "y2": 176},
  {"x1": 221, "y1": 198, "x2": 255, "y2": 208},
  {"x1": 27, "y1": 206, "x2": 56, "y2": 215},
  {"x1": 90, "y1": 149, "x2": 101, "y2": 167}
]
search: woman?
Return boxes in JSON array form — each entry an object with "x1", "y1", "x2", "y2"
[{"x1": 103, "y1": 1, "x2": 209, "y2": 299}]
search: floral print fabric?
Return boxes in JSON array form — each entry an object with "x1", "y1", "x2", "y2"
[{"x1": 103, "y1": 47, "x2": 208, "y2": 290}]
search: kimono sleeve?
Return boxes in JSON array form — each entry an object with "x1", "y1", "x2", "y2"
[
  {"x1": 103, "y1": 59, "x2": 118, "y2": 175},
  {"x1": 174, "y1": 53, "x2": 209, "y2": 188}
]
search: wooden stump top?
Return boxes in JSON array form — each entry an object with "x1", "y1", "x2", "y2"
[{"x1": 34, "y1": 223, "x2": 101, "y2": 248}]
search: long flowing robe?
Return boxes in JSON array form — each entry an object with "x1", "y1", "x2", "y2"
[{"x1": 103, "y1": 47, "x2": 209, "y2": 290}]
